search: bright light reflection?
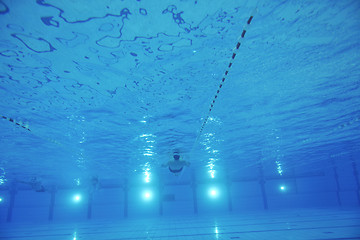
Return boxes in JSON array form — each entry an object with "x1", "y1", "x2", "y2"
[
  {"x1": 144, "y1": 171, "x2": 151, "y2": 183},
  {"x1": 143, "y1": 162, "x2": 151, "y2": 183},
  {"x1": 214, "y1": 226, "x2": 219, "y2": 239},
  {"x1": 208, "y1": 116, "x2": 222, "y2": 125},
  {"x1": 0, "y1": 178, "x2": 5, "y2": 185},
  {"x1": 276, "y1": 160, "x2": 283, "y2": 176},
  {"x1": 208, "y1": 162, "x2": 216, "y2": 178},
  {"x1": 0, "y1": 167, "x2": 7, "y2": 185},
  {"x1": 140, "y1": 133, "x2": 154, "y2": 138},
  {"x1": 0, "y1": 197, "x2": 3, "y2": 203},
  {"x1": 74, "y1": 178, "x2": 81, "y2": 186},
  {"x1": 202, "y1": 133, "x2": 220, "y2": 179},
  {"x1": 280, "y1": 185, "x2": 286, "y2": 191}
]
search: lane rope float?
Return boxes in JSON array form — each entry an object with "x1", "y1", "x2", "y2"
[
  {"x1": 182, "y1": 8, "x2": 258, "y2": 171},
  {"x1": 1, "y1": 115, "x2": 31, "y2": 131},
  {"x1": 1, "y1": 114, "x2": 126, "y2": 177},
  {"x1": 1, "y1": 114, "x2": 63, "y2": 145},
  {"x1": 196, "y1": 9, "x2": 257, "y2": 141}
]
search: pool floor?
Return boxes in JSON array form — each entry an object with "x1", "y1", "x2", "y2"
[{"x1": 0, "y1": 208, "x2": 359, "y2": 240}]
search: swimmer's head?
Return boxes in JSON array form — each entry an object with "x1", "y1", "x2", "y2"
[{"x1": 173, "y1": 154, "x2": 180, "y2": 161}]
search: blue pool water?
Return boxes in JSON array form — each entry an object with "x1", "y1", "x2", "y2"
[{"x1": 0, "y1": 0, "x2": 359, "y2": 239}]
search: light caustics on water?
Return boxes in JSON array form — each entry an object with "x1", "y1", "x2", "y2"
[
  {"x1": 74, "y1": 178, "x2": 81, "y2": 186},
  {"x1": 0, "y1": 167, "x2": 7, "y2": 185},
  {"x1": 139, "y1": 133, "x2": 156, "y2": 183},
  {"x1": 214, "y1": 225, "x2": 219, "y2": 239},
  {"x1": 201, "y1": 132, "x2": 223, "y2": 179},
  {"x1": 143, "y1": 162, "x2": 151, "y2": 183},
  {"x1": 276, "y1": 160, "x2": 283, "y2": 176},
  {"x1": 139, "y1": 133, "x2": 156, "y2": 157}
]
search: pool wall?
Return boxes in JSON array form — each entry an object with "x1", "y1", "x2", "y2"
[{"x1": 0, "y1": 159, "x2": 359, "y2": 223}]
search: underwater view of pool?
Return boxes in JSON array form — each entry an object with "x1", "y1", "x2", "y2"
[{"x1": 0, "y1": 0, "x2": 359, "y2": 239}]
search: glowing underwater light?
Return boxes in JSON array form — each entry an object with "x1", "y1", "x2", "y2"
[
  {"x1": 209, "y1": 188, "x2": 218, "y2": 198},
  {"x1": 280, "y1": 185, "x2": 286, "y2": 191},
  {"x1": 143, "y1": 191, "x2": 152, "y2": 200},
  {"x1": 73, "y1": 194, "x2": 81, "y2": 202}
]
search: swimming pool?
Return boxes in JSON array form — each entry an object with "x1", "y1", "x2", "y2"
[{"x1": 0, "y1": 0, "x2": 359, "y2": 239}]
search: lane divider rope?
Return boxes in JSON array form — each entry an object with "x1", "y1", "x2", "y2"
[
  {"x1": 1, "y1": 114, "x2": 63, "y2": 145},
  {"x1": 196, "y1": 9, "x2": 257, "y2": 141},
  {"x1": 1, "y1": 115, "x2": 31, "y2": 131}
]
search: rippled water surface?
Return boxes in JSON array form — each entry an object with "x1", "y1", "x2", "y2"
[{"x1": 0, "y1": 0, "x2": 359, "y2": 185}]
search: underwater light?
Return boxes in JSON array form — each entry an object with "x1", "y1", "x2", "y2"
[
  {"x1": 280, "y1": 185, "x2": 286, "y2": 191},
  {"x1": 142, "y1": 191, "x2": 152, "y2": 200},
  {"x1": 209, "y1": 188, "x2": 218, "y2": 198},
  {"x1": 0, "y1": 197, "x2": 3, "y2": 203},
  {"x1": 73, "y1": 194, "x2": 81, "y2": 202}
]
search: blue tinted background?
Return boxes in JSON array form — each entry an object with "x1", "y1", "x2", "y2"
[{"x1": 0, "y1": 0, "x2": 359, "y2": 229}]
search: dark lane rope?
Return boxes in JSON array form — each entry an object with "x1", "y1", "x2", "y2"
[
  {"x1": 1, "y1": 115, "x2": 63, "y2": 145},
  {"x1": 197, "y1": 11, "x2": 256, "y2": 137},
  {"x1": 1, "y1": 115, "x2": 31, "y2": 131}
]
